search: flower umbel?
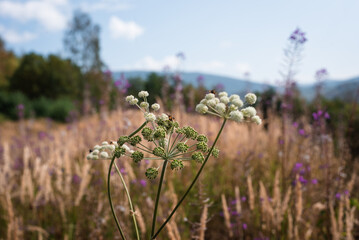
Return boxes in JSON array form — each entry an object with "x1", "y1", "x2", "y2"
[{"x1": 195, "y1": 91, "x2": 261, "y2": 124}]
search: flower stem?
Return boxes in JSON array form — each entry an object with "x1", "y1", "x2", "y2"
[
  {"x1": 107, "y1": 121, "x2": 147, "y2": 239},
  {"x1": 152, "y1": 118, "x2": 227, "y2": 239},
  {"x1": 114, "y1": 162, "x2": 140, "y2": 240},
  {"x1": 150, "y1": 160, "x2": 168, "y2": 237}
]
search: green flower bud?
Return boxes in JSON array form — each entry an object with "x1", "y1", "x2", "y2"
[
  {"x1": 145, "y1": 167, "x2": 158, "y2": 179},
  {"x1": 176, "y1": 142, "x2": 189, "y2": 153},
  {"x1": 170, "y1": 159, "x2": 184, "y2": 171},
  {"x1": 153, "y1": 147, "x2": 166, "y2": 158},
  {"x1": 154, "y1": 127, "x2": 166, "y2": 139},
  {"x1": 211, "y1": 147, "x2": 220, "y2": 158},
  {"x1": 175, "y1": 127, "x2": 185, "y2": 134},
  {"x1": 192, "y1": 152, "x2": 205, "y2": 163},
  {"x1": 196, "y1": 141, "x2": 208, "y2": 152},
  {"x1": 117, "y1": 136, "x2": 129, "y2": 146},
  {"x1": 141, "y1": 127, "x2": 153, "y2": 138},
  {"x1": 114, "y1": 147, "x2": 126, "y2": 158},
  {"x1": 183, "y1": 126, "x2": 198, "y2": 140},
  {"x1": 197, "y1": 134, "x2": 208, "y2": 143},
  {"x1": 131, "y1": 151, "x2": 144, "y2": 163},
  {"x1": 128, "y1": 136, "x2": 142, "y2": 146}
]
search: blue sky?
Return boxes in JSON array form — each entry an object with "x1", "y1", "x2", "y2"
[{"x1": 0, "y1": 0, "x2": 358, "y2": 84}]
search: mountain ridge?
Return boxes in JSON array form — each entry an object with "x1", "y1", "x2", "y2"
[{"x1": 113, "y1": 71, "x2": 359, "y2": 101}]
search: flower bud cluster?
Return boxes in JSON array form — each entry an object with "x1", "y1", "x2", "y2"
[
  {"x1": 145, "y1": 167, "x2": 158, "y2": 179},
  {"x1": 176, "y1": 142, "x2": 189, "y2": 153},
  {"x1": 195, "y1": 91, "x2": 262, "y2": 125},
  {"x1": 131, "y1": 151, "x2": 144, "y2": 163},
  {"x1": 171, "y1": 159, "x2": 184, "y2": 171}
]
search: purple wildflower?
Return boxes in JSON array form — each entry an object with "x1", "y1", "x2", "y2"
[
  {"x1": 335, "y1": 193, "x2": 341, "y2": 199},
  {"x1": 298, "y1": 129, "x2": 305, "y2": 136},
  {"x1": 242, "y1": 223, "x2": 248, "y2": 230},
  {"x1": 139, "y1": 179, "x2": 147, "y2": 187}
]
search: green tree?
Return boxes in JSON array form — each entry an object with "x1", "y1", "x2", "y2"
[
  {"x1": 0, "y1": 37, "x2": 19, "y2": 90},
  {"x1": 10, "y1": 53, "x2": 83, "y2": 100},
  {"x1": 145, "y1": 73, "x2": 165, "y2": 103},
  {"x1": 63, "y1": 10, "x2": 103, "y2": 72}
]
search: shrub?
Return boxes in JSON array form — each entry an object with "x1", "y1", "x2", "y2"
[{"x1": 48, "y1": 98, "x2": 75, "y2": 122}]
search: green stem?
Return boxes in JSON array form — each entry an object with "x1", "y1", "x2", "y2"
[
  {"x1": 114, "y1": 163, "x2": 140, "y2": 240},
  {"x1": 169, "y1": 133, "x2": 180, "y2": 153},
  {"x1": 150, "y1": 160, "x2": 168, "y2": 237},
  {"x1": 152, "y1": 118, "x2": 227, "y2": 239},
  {"x1": 107, "y1": 121, "x2": 147, "y2": 239}
]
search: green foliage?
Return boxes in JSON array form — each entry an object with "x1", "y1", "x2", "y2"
[
  {"x1": 0, "y1": 91, "x2": 74, "y2": 122},
  {"x1": 48, "y1": 98, "x2": 75, "y2": 122},
  {"x1": 0, "y1": 91, "x2": 31, "y2": 119},
  {"x1": 10, "y1": 53, "x2": 83, "y2": 100},
  {"x1": 0, "y1": 38, "x2": 19, "y2": 90},
  {"x1": 144, "y1": 73, "x2": 165, "y2": 103}
]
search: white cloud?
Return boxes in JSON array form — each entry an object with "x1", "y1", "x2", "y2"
[
  {"x1": 79, "y1": 0, "x2": 131, "y2": 12},
  {"x1": 109, "y1": 16, "x2": 144, "y2": 40},
  {"x1": 123, "y1": 56, "x2": 180, "y2": 71},
  {"x1": 0, "y1": 0, "x2": 67, "y2": 31},
  {"x1": 234, "y1": 62, "x2": 251, "y2": 75},
  {"x1": 189, "y1": 60, "x2": 226, "y2": 73},
  {"x1": 0, "y1": 25, "x2": 37, "y2": 43}
]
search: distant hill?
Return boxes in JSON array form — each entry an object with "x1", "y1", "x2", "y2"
[
  {"x1": 113, "y1": 71, "x2": 359, "y2": 102},
  {"x1": 114, "y1": 71, "x2": 273, "y2": 95}
]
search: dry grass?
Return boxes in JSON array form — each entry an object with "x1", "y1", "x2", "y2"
[{"x1": 0, "y1": 108, "x2": 358, "y2": 239}]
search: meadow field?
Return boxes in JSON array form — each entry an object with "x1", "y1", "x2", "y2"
[
  {"x1": 0, "y1": 104, "x2": 358, "y2": 239},
  {"x1": 1, "y1": 2, "x2": 359, "y2": 239}
]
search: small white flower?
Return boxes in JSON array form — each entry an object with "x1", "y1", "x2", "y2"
[
  {"x1": 251, "y1": 116, "x2": 262, "y2": 125},
  {"x1": 220, "y1": 96, "x2": 230, "y2": 104},
  {"x1": 138, "y1": 91, "x2": 149, "y2": 98},
  {"x1": 151, "y1": 103, "x2": 160, "y2": 111},
  {"x1": 206, "y1": 99, "x2": 217, "y2": 107},
  {"x1": 214, "y1": 98, "x2": 220, "y2": 104},
  {"x1": 229, "y1": 110, "x2": 244, "y2": 122},
  {"x1": 200, "y1": 99, "x2": 207, "y2": 104},
  {"x1": 125, "y1": 95, "x2": 134, "y2": 102},
  {"x1": 145, "y1": 113, "x2": 156, "y2": 122},
  {"x1": 93, "y1": 145, "x2": 101, "y2": 150},
  {"x1": 228, "y1": 104, "x2": 238, "y2": 112},
  {"x1": 158, "y1": 113, "x2": 169, "y2": 121},
  {"x1": 195, "y1": 104, "x2": 208, "y2": 114},
  {"x1": 107, "y1": 145, "x2": 116, "y2": 151},
  {"x1": 92, "y1": 149, "x2": 99, "y2": 155},
  {"x1": 140, "y1": 102, "x2": 149, "y2": 109},
  {"x1": 241, "y1": 107, "x2": 256, "y2": 117},
  {"x1": 122, "y1": 144, "x2": 131, "y2": 153},
  {"x1": 229, "y1": 94, "x2": 240, "y2": 101},
  {"x1": 232, "y1": 98, "x2": 244, "y2": 108},
  {"x1": 129, "y1": 98, "x2": 139, "y2": 105},
  {"x1": 102, "y1": 141, "x2": 109, "y2": 146},
  {"x1": 218, "y1": 91, "x2": 228, "y2": 98},
  {"x1": 86, "y1": 154, "x2": 93, "y2": 160},
  {"x1": 215, "y1": 103, "x2": 226, "y2": 114},
  {"x1": 100, "y1": 152, "x2": 109, "y2": 158},
  {"x1": 205, "y1": 93, "x2": 215, "y2": 100},
  {"x1": 245, "y1": 93, "x2": 257, "y2": 105}
]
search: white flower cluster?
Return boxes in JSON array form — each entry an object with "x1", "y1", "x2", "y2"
[
  {"x1": 125, "y1": 90, "x2": 162, "y2": 122},
  {"x1": 87, "y1": 141, "x2": 134, "y2": 160},
  {"x1": 87, "y1": 141, "x2": 117, "y2": 160},
  {"x1": 195, "y1": 91, "x2": 262, "y2": 125}
]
